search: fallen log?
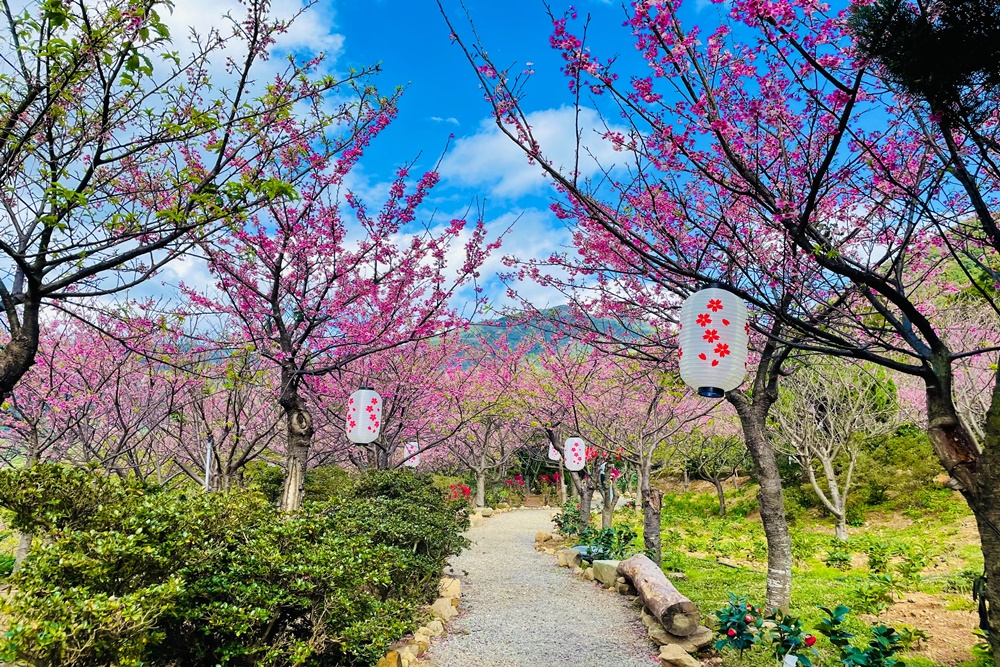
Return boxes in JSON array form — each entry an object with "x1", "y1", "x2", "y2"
[{"x1": 617, "y1": 554, "x2": 700, "y2": 637}]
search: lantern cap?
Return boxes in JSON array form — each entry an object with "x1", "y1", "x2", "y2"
[
  {"x1": 357, "y1": 386, "x2": 374, "y2": 391},
  {"x1": 698, "y1": 386, "x2": 726, "y2": 398}
]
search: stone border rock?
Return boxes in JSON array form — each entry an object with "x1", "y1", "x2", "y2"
[
  {"x1": 534, "y1": 530, "x2": 714, "y2": 667},
  {"x1": 375, "y1": 576, "x2": 463, "y2": 667}
]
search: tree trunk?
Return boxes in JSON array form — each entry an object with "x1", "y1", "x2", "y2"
[
  {"x1": 938, "y1": 368, "x2": 1000, "y2": 661},
  {"x1": 713, "y1": 478, "x2": 727, "y2": 517},
  {"x1": 558, "y1": 458, "x2": 567, "y2": 504},
  {"x1": 12, "y1": 432, "x2": 40, "y2": 573},
  {"x1": 730, "y1": 393, "x2": 792, "y2": 611},
  {"x1": 12, "y1": 531, "x2": 31, "y2": 574},
  {"x1": 570, "y1": 471, "x2": 593, "y2": 532},
  {"x1": 835, "y1": 515, "x2": 849, "y2": 541},
  {"x1": 279, "y1": 404, "x2": 314, "y2": 512},
  {"x1": 476, "y1": 469, "x2": 486, "y2": 507},
  {"x1": 640, "y1": 463, "x2": 662, "y2": 564},
  {"x1": 0, "y1": 299, "x2": 40, "y2": 401},
  {"x1": 601, "y1": 486, "x2": 614, "y2": 529}
]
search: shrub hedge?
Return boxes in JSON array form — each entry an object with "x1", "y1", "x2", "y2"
[{"x1": 0, "y1": 465, "x2": 468, "y2": 667}]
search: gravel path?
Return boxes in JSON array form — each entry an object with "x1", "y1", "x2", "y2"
[{"x1": 423, "y1": 509, "x2": 657, "y2": 667}]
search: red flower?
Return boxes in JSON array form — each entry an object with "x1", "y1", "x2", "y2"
[
  {"x1": 702, "y1": 329, "x2": 720, "y2": 343},
  {"x1": 714, "y1": 343, "x2": 730, "y2": 357},
  {"x1": 461, "y1": 485, "x2": 471, "y2": 496},
  {"x1": 539, "y1": 474, "x2": 551, "y2": 484},
  {"x1": 696, "y1": 313, "x2": 712, "y2": 326},
  {"x1": 552, "y1": 473, "x2": 561, "y2": 482},
  {"x1": 707, "y1": 298, "x2": 723, "y2": 312},
  {"x1": 727, "y1": 628, "x2": 737, "y2": 638},
  {"x1": 804, "y1": 635, "x2": 817, "y2": 647}
]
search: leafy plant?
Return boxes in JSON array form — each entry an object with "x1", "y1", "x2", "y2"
[
  {"x1": 577, "y1": 524, "x2": 639, "y2": 560},
  {"x1": 714, "y1": 594, "x2": 763, "y2": 655},
  {"x1": 553, "y1": 501, "x2": 583, "y2": 536},
  {"x1": 853, "y1": 574, "x2": 901, "y2": 615},
  {"x1": 897, "y1": 625, "x2": 931, "y2": 651},
  {"x1": 817, "y1": 605, "x2": 904, "y2": 667},
  {"x1": 766, "y1": 609, "x2": 819, "y2": 667},
  {"x1": 864, "y1": 539, "x2": 897, "y2": 574},
  {"x1": 895, "y1": 545, "x2": 930, "y2": 585},
  {"x1": 825, "y1": 542, "x2": 854, "y2": 570}
]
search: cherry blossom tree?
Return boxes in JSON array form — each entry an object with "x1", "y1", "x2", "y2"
[
  {"x1": 441, "y1": 0, "x2": 1000, "y2": 615},
  {"x1": 189, "y1": 105, "x2": 497, "y2": 509},
  {"x1": 0, "y1": 0, "x2": 359, "y2": 401}
]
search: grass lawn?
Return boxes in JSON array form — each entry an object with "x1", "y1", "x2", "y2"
[{"x1": 611, "y1": 481, "x2": 987, "y2": 667}]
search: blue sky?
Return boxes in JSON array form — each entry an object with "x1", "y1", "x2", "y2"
[
  {"x1": 158, "y1": 0, "x2": 720, "y2": 313},
  {"x1": 330, "y1": 0, "x2": 632, "y2": 313}
]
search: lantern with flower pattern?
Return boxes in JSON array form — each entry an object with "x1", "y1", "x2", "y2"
[
  {"x1": 564, "y1": 436, "x2": 586, "y2": 471},
  {"x1": 678, "y1": 287, "x2": 749, "y2": 398},
  {"x1": 548, "y1": 442, "x2": 561, "y2": 461},
  {"x1": 346, "y1": 387, "x2": 382, "y2": 443},
  {"x1": 403, "y1": 441, "x2": 420, "y2": 467}
]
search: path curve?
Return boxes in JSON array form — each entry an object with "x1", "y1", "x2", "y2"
[{"x1": 424, "y1": 509, "x2": 657, "y2": 667}]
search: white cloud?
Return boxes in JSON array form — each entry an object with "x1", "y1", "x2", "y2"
[
  {"x1": 439, "y1": 106, "x2": 625, "y2": 199},
  {"x1": 163, "y1": 0, "x2": 344, "y2": 79},
  {"x1": 430, "y1": 116, "x2": 460, "y2": 126}
]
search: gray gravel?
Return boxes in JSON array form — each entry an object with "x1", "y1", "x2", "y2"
[{"x1": 423, "y1": 509, "x2": 658, "y2": 667}]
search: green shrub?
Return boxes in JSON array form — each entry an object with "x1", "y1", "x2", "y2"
[
  {"x1": 241, "y1": 460, "x2": 285, "y2": 504},
  {"x1": 0, "y1": 464, "x2": 468, "y2": 667},
  {"x1": 824, "y1": 540, "x2": 853, "y2": 570},
  {"x1": 303, "y1": 463, "x2": 354, "y2": 502},
  {"x1": 0, "y1": 553, "x2": 15, "y2": 577}
]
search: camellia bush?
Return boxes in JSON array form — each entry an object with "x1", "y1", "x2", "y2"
[{"x1": 0, "y1": 465, "x2": 468, "y2": 667}]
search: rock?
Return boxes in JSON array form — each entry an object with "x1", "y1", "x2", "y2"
[
  {"x1": 544, "y1": 547, "x2": 556, "y2": 555},
  {"x1": 616, "y1": 576, "x2": 627, "y2": 584},
  {"x1": 480, "y1": 507, "x2": 494, "y2": 517},
  {"x1": 439, "y1": 577, "x2": 461, "y2": 599},
  {"x1": 641, "y1": 607, "x2": 657, "y2": 628},
  {"x1": 659, "y1": 643, "x2": 701, "y2": 667},
  {"x1": 426, "y1": 619, "x2": 445, "y2": 637},
  {"x1": 584, "y1": 567, "x2": 596, "y2": 581},
  {"x1": 412, "y1": 633, "x2": 430, "y2": 654},
  {"x1": 573, "y1": 566, "x2": 584, "y2": 575},
  {"x1": 649, "y1": 624, "x2": 673, "y2": 646},
  {"x1": 617, "y1": 582, "x2": 632, "y2": 595},
  {"x1": 375, "y1": 651, "x2": 402, "y2": 667},
  {"x1": 683, "y1": 626, "x2": 714, "y2": 652},
  {"x1": 664, "y1": 572, "x2": 688, "y2": 581},
  {"x1": 536, "y1": 531, "x2": 552, "y2": 543},
  {"x1": 398, "y1": 645, "x2": 418, "y2": 663},
  {"x1": 450, "y1": 596, "x2": 460, "y2": 608},
  {"x1": 592, "y1": 559, "x2": 622, "y2": 587},
  {"x1": 651, "y1": 625, "x2": 715, "y2": 653},
  {"x1": 430, "y1": 597, "x2": 458, "y2": 621},
  {"x1": 558, "y1": 548, "x2": 582, "y2": 568}
]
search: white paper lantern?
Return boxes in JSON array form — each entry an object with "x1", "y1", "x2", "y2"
[
  {"x1": 678, "y1": 287, "x2": 749, "y2": 398},
  {"x1": 564, "y1": 437, "x2": 586, "y2": 471},
  {"x1": 403, "y1": 441, "x2": 420, "y2": 467},
  {"x1": 346, "y1": 387, "x2": 382, "y2": 444},
  {"x1": 548, "y1": 442, "x2": 561, "y2": 461}
]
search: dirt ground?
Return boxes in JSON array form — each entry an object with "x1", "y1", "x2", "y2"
[{"x1": 869, "y1": 592, "x2": 979, "y2": 666}]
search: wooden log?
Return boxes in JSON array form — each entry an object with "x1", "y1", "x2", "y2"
[{"x1": 617, "y1": 554, "x2": 700, "y2": 637}]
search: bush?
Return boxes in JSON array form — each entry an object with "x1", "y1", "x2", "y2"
[
  {"x1": 241, "y1": 460, "x2": 285, "y2": 504},
  {"x1": 303, "y1": 463, "x2": 354, "y2": 502},
  {"x1": 0, "y1": 464, "x2": 468, "y2": 667}
]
